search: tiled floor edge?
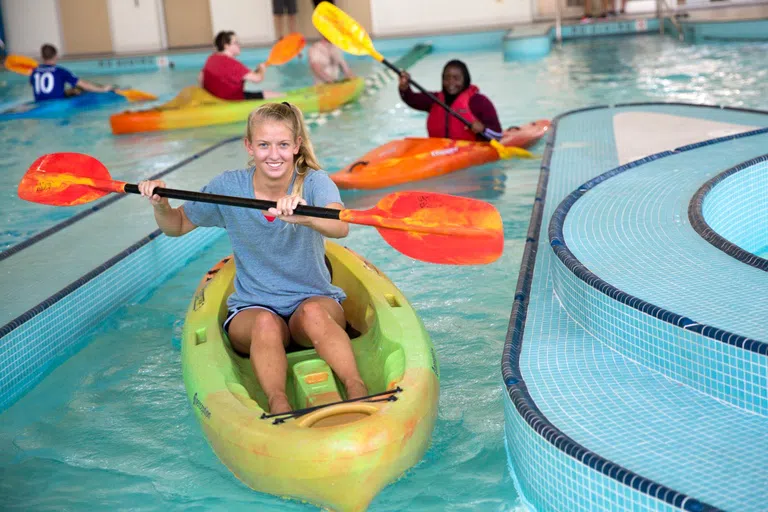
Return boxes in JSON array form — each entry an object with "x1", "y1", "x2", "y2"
[
  {"x1": 689, "y1": 154, "x2": 768, "y2": 272},
  {"x1": 499, "y1": 103, "x2": 751, "y2": 512}
]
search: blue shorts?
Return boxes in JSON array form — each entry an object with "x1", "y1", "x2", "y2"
[
  {"x1": 223, "y1": 297, "x2": 343, "y2": 334},
  {"x1": 223, "y1": 304, "x2": 292, "y2": 334}
]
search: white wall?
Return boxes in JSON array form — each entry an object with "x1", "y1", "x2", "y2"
[
  {"x1": 209, "y1": 0, "x2": 275, "y2": 45},
  {"x1": 2, "y1": 0, "x2": 63, "y2": 56},
  {"x1": 107, "y1": 0, "x2": 164, "y2": 53},
  {"x1": 370, "y1": 0, "x2": 532, "y2": 36}
]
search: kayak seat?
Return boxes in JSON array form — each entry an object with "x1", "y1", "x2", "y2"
[{"x1": 292, "y1": 358, "x2": 343, "y2": 408}]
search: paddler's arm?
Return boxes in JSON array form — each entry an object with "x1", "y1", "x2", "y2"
[
  {"x1": 336, "y1": 49, "x2": 355, "y2": 79},
  {"x1": 398, "y1": 72, "x2": 432, "y2": 112},
  {"x1": 137, "y1": 180, "x2": 198, "y2": 237},
  {"x1": 302, "y1": 202, "x2": 349, "y2": 238},
  {"x1": 244, "y1": 62, "x2": 267, "y2": 84},
  {"x1": 75, "y1": 79, "x2": 115, "y2": 93},
  {"x1": 469, "y1": 95, "x2": 502, "y2": 136}
]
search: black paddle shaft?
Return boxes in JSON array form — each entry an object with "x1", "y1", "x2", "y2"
[
  {"x1": 381, "y1": 58, "x2": 493, "y2": 142},
  {"x1": 123, "y1": 183, "x2": 342, "y2": 220}
]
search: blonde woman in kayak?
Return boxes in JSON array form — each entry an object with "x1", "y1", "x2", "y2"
[{"x1": 138, "y1": 102, "x2": 367, "y2": 414}]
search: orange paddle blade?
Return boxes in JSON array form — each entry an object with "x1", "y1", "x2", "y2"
[
  {"x1": 266, "y1": 33, "x2": 306, "y2": 66},
  {"x1": 5, "y1": 54, "x2": 38, "y2": 76},
  {"x1": 18, "y1": 153, "x2": 124, "y2": 206},
  {"x1": 115, "y1": 89, "x2": 158, "y2": 102},
  {"x1": 341, "y1": 192, "x2": 504, "y2": 265}
]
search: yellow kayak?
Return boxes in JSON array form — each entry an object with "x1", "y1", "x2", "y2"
[
  {"x1": 181, "y1": 241, "x2": 439, "y2": 511},
  {"x1": 110, "y1": 78, "x2": 364, "y2": 135}
]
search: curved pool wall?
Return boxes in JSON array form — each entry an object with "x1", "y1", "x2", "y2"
[
  {"x1": 692, "y1": 155, "x2": 768, "y2": 269},
  {"x1": 549, "y1": 130, "x2": 768, "y2": 416},
  {"x1": 503, "y1": 103, "x2": 768, "y2": 512}
]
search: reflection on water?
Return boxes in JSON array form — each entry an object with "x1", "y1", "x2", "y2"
[{"x1": 340, "y1": 161, "x2": 510, "y2": 212}]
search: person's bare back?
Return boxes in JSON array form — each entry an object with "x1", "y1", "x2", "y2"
[{"x1": 308, "y1": 40, "x2": 353, "y2": 84}]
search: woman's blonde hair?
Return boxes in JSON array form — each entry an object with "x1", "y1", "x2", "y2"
[{"x1": 245, "y1": 102, "x2": 321, "y2": 197}]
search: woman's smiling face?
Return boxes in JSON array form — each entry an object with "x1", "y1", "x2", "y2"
[{"x1": 245, "y1": 119, "x2": 301, "y2": 182}]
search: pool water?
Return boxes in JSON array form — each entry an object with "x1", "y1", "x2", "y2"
[{"x1": 2, "y1": 35, "x2": 768, "y2": 510}]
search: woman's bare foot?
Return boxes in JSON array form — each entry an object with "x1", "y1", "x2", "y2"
[
  {"x1": 344, "y1": 378, "x2": 368, "y2": 400},
  {"x1": 268, "y1": 394, "x2": 292, "y2": 414}
]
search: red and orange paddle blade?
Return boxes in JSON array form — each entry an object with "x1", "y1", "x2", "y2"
[
  {"x1": 18, "y1": 153, "x2": 123, "y2": 206},
  {"x1": 4, "y1": 54, "x2": 38, "y2": 76},
  {"x1": 266, "y1": 33, "x2": 306, "y2": 66},
  {"x1": 341, "y1": 192, "x2": 504, "y2": 265}
]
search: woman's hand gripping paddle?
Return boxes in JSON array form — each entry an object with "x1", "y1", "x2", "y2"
[
  {"x1": 311, "y1": 3, "x2": 534, "y2": 160},
  {"x1": 18, "y1": 153, "x2": 504, "y2": 265}
]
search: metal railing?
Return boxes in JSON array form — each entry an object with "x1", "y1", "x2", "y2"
[{"x1": 657, "y1": 0, "x2": 685, "y2": 40}]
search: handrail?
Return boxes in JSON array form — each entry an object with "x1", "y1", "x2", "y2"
[{"x1": 658, "y1": 0, "x2": 685, "y2": 40}]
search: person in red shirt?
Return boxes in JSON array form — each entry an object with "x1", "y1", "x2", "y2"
[{"x1": 199, "y1": 31, "x2": 283, "y2": 101}]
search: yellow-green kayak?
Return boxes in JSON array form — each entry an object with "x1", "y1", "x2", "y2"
[
  {"x1": 110, "y1": 78, "x2": 364, "y2": 135},
  {"x1": 181, "y1": 241, "x2": 439, "y2": 511}
]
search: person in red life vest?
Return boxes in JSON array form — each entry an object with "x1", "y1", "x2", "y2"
[
  {"x1": 398, "y1": 59, "x2": 502, "y2": 142},
  {"x1": 199, "y1": 31, "x2": 283, "y2": 101}
]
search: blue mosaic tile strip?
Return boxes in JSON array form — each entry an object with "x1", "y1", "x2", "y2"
[
  {"x1": 503, "y1": 103, "x2": 768, "y2": 512},
  {"x1": 560, "y1": 18, "x2": 659, "y2": 39},
  {"x1": 690, "y1": 155, "x2": 768, "y2": 272}
]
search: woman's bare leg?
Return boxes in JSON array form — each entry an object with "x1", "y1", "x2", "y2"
[
  {"x1": 228, "y1": 309, "x2": 292, "y2": 413},
  {"x1": 289, "y1": 297, "x2": 368, "y2": 399}
]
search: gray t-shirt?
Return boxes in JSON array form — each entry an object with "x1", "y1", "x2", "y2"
[{"x1": 183, "y1": 167, "x2": 347, "y2": 316}]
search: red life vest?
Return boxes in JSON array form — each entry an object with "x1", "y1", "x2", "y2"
[{"x1": 426, "y1": 85, "x2": 479, "y2": 141}]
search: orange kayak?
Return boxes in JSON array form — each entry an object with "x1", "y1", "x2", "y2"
[{"x1": 332, "y1": 120, "x2": 551, "y2": 190}]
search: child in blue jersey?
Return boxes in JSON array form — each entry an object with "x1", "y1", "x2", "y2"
[
  {"x1": 30, "y1": 44, "x2": 115, "y2": 102},
  {"x1": 138, "y1": 102, "x2": 368, "y2": 415}
]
